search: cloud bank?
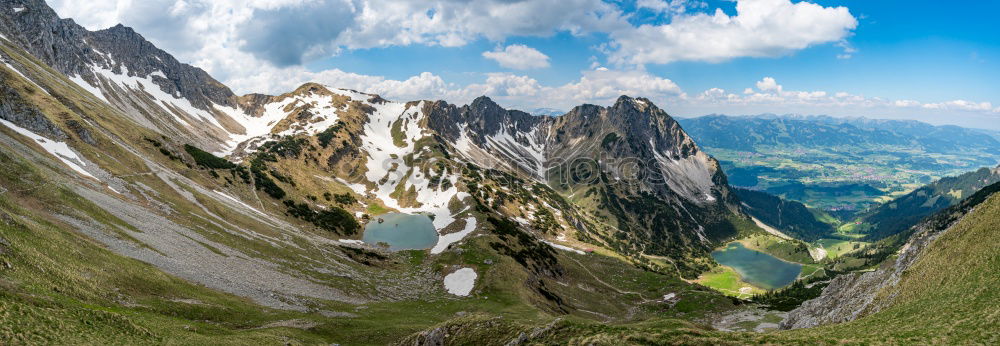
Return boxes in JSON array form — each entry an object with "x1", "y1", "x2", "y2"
[{"x1": 45, "y1": 0, "x2": 999, "y2": 129}]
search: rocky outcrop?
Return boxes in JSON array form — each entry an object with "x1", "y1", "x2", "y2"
[
  {"x1": 0, "y1": 72, "x2": 66, "y2": 140},
  {"x1": 780, "y1": 223, "x2": 944, "y2": 329},
  {"x1": 424, "y1": 96, "x2": 547, "y2": 174},
  {"x1": 425, "y1": 94, "x2": 733, "y2": 207}
]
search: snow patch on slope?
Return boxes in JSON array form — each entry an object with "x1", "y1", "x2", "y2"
[
  {"x1": 213, "y1": 190, "x2": 265, "y2": 216},
  {"x1": 274, "y1": 93, "x2": 342, "y2": 136},
  {"x1": 431, "y1": 217, "x2": 477, "y2": 254},
  {"x1": 542, "y1": 240, "x2": 586, "y2": 255},
  {"x1": 219, "y1": 89, "x2": 345, "y2": 152},
  {"x1": 0, "y1": 118, "x2": 95, "y2": 179},
  {"x1": 443, "y1": 267, "x2": 477, "y2": 296},
  {"x1": 69, "y1": 75, "x2": 108, "y2": 102},
  {"x1": 483, "y1": 126, "x2": 547, "y2": 179},
  {"x1": 95, "y1": 65, "x2": 213, "y2": 128}
]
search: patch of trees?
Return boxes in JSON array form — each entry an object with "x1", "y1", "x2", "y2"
[
  {"x1": 283, "y1": 200, "x2": 359, "y2": 235},
  {"x1": 322, "y1": 192, "x2": 356, "y2": 205},
  {"x1": 317, "y1": 121, "x2": 346, "y2": 148},
  {"x1": 184, "y1": 144, "x2": 237, "y2": 169},
  {"x1": 144, "y1": 137, "x2": 184, "y2": 162},
  {"x1": 487, "y1": 216, "x2": 561, "y2": 276},
  {"x1": 258, "y1": 136, "x2": 310, "y2": 159},
  {"x1": 337, "y1": 245, "x2": 391, "y2": 266},
  {"x1": 601, "y1": 132, "x2": 620, "y2": 149},
  {"x1": 248, "y1": 156, "x2": 286, "y2": 199},
  {"x1": 751, "y1": 280, "x2": 828, "y2": 311},
  {"x1": 530, "y1": 207, "x2": 559, "y2": 234}
]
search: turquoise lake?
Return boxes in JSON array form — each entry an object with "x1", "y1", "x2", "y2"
[
  {"x1": 711, "y1": 242, "x2": 802, "y2": 290},
  {"x1": 362, "y1": 213, "x2": 439, "y2": 251}
]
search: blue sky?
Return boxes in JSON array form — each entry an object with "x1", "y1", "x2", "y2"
[{"x1": 50, "y1": 0, "x2": 1000, "y2": 129}]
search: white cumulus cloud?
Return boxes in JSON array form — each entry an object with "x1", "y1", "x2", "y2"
[
  {"x1": 755, "y1": 77, "x2": 782, "y2": 93},
  {"x1": 482, "y1": 44, "x2": 551, "y2": 70},
  {"x1": 610, "y1": 0, "x2": 858, "y2": 65}
]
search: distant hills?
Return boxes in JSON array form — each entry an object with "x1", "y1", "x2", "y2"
[
  {"x1": 677, "y1": 114, "x2": 1000, "y2": 216},
  {"x1": 859, "y1": 165, "x2": 1000, "y2": 240},
  {"x1": 679, "y1": 114, "x2": 1000, "y2": 155},
  {"x1": 528, "y1": 107, "x2": 565, "y2": 116}
]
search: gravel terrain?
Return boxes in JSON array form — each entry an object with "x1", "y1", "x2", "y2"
[{"x1": 64, "y1": 185, "x2": 367, "y2": 310}]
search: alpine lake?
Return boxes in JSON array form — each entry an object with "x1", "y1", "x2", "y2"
[
  {"x1": 361, "y1": 213, "x2": 439, "y2": 251},
  {"x1": 711, "y1": 242, "x2": 802, "y2": 290}
]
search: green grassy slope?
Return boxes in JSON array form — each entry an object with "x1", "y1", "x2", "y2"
[
  {"x1": 777, "y1": 186, "x2": 1000, "y2": 342},
  {"x1": 0, "y1": 143, "x2": 744, "y2": 344},
  {"x1": 0, "y1": 149, "x2": 335, "y2": 344},
  {"x1": 401, "y1": 187, "x2": 1000, "y2": 345}
]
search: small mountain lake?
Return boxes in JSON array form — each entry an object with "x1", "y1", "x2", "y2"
[
  {"x1": 362, "y1": 213, "x2": 439, "y2": 251},
  {"x1": 712, "y1": 242, "x2": 802, "y2": 290}
]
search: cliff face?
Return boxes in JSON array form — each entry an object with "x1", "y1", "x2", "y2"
[
  {"x1": 0, "y1": 0, "x2": 245, "y2": 152},
  {"x1": 0, "y1": 1, "x2": 237, "y2": 110}
]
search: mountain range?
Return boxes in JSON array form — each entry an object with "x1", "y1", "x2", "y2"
[
  {"x1": 0, "y1": 1, "x2": 998, "y2": 344},
  {"x1": 677, "y1": 113, "x2": 1000, "y2": 217},
  {"x1": 679, "y1": 114, "x2": 1000, "y2": 154}
]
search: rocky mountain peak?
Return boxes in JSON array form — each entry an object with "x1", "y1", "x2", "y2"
[
  {"x1": 291, "y1": 82, "x2": 332, "y2": 95},
  {"x1": 105, "y1": 23, "x2": 136, "y2": 34},
  {"x1": 557, "y1": 95, "x2": 699, "y2": 161},
  {"x1": 611, "y1": 95, "x2": 657, "y2": 114},
  {"x1": 470, "y1": 95, "x2": 500, "y2": 110},
  {"x1": 0, "y1": 0, "x2": 238, "y2": 111},
  {"x1": 608, "y1": 95, "x2": 666, "y2": 122},
  {"x1": 611, "y1": 94, "x2": 639, "y2": 108},
  {"x1": 462, "y1": 95, "x2": 540, "y2": 136}
]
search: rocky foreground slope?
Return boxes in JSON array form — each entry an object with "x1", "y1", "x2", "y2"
[{"x1": 782, "y1": 180, "x2": 1000, "y2": 329}]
